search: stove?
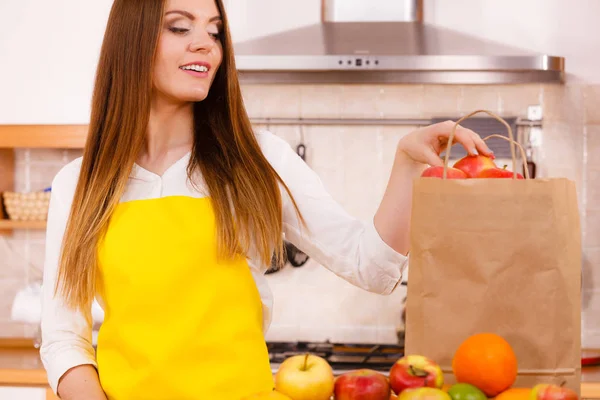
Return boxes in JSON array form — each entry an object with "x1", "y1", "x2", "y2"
[{"x1": 267, "y1": 341, "x2": 405, "y2": 376}]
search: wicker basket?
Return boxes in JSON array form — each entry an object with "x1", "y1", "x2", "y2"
[{"x1": 2, "y1": 191, "x2": 51, "y2": 221}]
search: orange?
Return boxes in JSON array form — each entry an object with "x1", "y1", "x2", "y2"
[
  {"x1": 451, "y1": 333, "x2": 518, "y2": 397},
  {"x1": 493, "y1": 388, "x2": 532, "y2": 400}
]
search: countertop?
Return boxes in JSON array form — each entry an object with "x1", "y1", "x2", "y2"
[{"x1": 1, "y1": 338, "x2": 600, "y2": 398}]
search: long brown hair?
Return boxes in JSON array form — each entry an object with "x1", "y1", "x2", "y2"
[{"x1": 56, "y1": 0, "x2": 304, "y2": 311}]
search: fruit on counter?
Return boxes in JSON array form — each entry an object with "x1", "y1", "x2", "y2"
[
  {"x1": 421, "y1": 166, "x2": 468, "y2": 179},
  {"x1": 453, "y1": 155, "x2": 497, "y2": 178},
  {"x1": 452, "y1": 333, "x2": 518, "y2": 397},
  {"x1": 476, "y1": 166, "x2": 524, "y2": 179},
  {"x1": 530, "y1": 384, "x2": 578, "y2": 400},
  {"x1": 241, "y1": 389, "x2": 293, "y2": 399},
  {"x1": 389, "y1": 355, "x2": 444, "y2": 394},
  {"x1": 274, "y1": 353, "x2": 334, "y2": 400},
  {"x1": 334, "y1": 369, "x2": 391, "y2": 400},
  {"x1": 447, "y1": 383, "x2": 487, "y2": 400},
  {"x1": 398, "y1": 387, "x2": 452, "y2": 400},
  {"x1": 494, "y1": 388, "x2": 533, "y2": 400}
]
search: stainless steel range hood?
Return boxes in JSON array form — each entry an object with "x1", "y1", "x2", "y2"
[{"x1": 233, "y1": 0, "x2": 565, "y2": 84}]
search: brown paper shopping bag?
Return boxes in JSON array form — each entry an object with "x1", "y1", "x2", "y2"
[{"x1": 405, "y1": 110, "x2": 582, "y2": 395}]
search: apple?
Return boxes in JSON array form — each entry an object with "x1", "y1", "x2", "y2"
[
  {"x1": 274, "y1": 353, "x2": 335, "y2": 400},
  {"x1": 241, "y1": 389, "x2": 292, "y2": 400},
  {"x1": 476, "y1": 166, "x2": 524, "y2": 179},
  {"x1": 530, "y1": 383, "x2": 578, "y2": 400},
  {"x1": 453, "y1": 155, "x2": 497, "y2": 178},
  {"x1": 421, "y1": 166, "x2": 468, "y2": 179},
  {"x1": 334, "y1": 369, "x2": 391, "y2": 400},
  {"x1": 398, "y1": 387, "x2": 452, "y2": 400},
  {"x1": 447, "y1": 383, "x2": 487, "y2": 400},
  {"x1": 389, "y1": 355, "x2": 444, "y2": 395}
]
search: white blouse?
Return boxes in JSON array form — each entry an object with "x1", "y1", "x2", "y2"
[{"x1": 40, "y1": 129, "x2": 408, "y2": 394}]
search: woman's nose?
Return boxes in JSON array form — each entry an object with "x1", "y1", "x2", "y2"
[{"x1": 189, "y1": 33, "x2": 215, "y2": 53}]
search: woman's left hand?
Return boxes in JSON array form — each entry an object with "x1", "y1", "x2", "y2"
[
  {"x1": 396, "y1": 120, "x2": 494, "y2": 167},
  {"x1": 374, "y1": 120, "x2": 494, "y2": 256}
]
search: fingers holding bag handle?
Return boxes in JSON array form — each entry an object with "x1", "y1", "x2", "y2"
[{"x1": 443, "y1": 109, "x2": 523, "y2": 180}]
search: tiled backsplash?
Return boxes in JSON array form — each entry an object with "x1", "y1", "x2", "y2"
[{"x1": 1, "y1": 83, "x2": 598, "y2": 348}]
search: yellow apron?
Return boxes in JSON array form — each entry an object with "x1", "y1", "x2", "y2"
[{"x1": 96, "y1": 196, "x2": 274, "y2": 399}]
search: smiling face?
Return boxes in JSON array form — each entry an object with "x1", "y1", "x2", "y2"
[{"x1": 153, "y1": 0, "x2": 224, "y2": 104}]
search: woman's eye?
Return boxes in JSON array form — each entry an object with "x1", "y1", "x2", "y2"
[
  {"x1": 209, "y1": 32, "x2": 222, "y2": 40},
  {"x1": 169, "y1": 27, "x2": 189, "y2": 34}
]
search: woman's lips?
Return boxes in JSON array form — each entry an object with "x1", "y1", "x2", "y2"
[{"x1": 181, "y1": 69, "x2": 209, "y2": 78}]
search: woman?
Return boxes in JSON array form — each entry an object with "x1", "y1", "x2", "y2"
[{"x1": 40, "y1": 0, "x2": 492, "y2": 399}]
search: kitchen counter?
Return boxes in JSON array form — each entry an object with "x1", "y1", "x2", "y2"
[
  {"x1": 1, "y1": 338, "x2": 600, "y2": 399},
  {"x1": 0, "y1": 338, "x2": 58, "y2": 399}
]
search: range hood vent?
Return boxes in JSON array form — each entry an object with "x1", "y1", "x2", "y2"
[{"x1": 232, "y1": 0, "x2": 564, "y2": 85}]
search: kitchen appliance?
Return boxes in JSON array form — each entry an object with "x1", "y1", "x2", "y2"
[
  {"x1": 233, "y1": 0, "x2": 565, "y2": 84},
  {"x1": 267, "y1": 342, "x2": 600, "y2": 375},
  {"x1": 268, "y1": 340, "x2": 404, "y2": 375},
  {"x1": 266, "y1": 240, "x2": 310, "y2": 274}
]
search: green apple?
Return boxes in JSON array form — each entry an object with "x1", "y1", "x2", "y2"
[{"x1": 448, "y1": 383, "x2": 487, "y2": 400}]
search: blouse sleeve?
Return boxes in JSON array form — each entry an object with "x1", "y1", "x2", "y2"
[
  {"x1": 257, "y1": 130, "x2": 408, "y2": 295},
  {"x1": 40, "y1": 159, "x2": 98, "y2": 395}
]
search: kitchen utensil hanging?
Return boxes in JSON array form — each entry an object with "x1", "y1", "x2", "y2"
[
  {"x1": 297, "y1": 125, "x2": 306, "y2": 161},
  {"x1": 265, "y1": 124, "x2": 310, "y2": 274}
]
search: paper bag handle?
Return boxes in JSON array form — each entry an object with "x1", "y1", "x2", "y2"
[
  {"x1": 482, "y1": 134, "x2": 531, "y2": 179},
  {"x1": 443, "y1": 109, "x2": 529, "y2": 180}
]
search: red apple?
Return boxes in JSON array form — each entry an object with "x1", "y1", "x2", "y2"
[
  {"x1": 389, "y1": 355, "x2": 444, "y2": 395},
  {"x1": 476, "y1": 167, "x2": 524, "y2": 179},
  {"x1": 530, "y1": 383, "x2": 578, "y2": 400},
  {"x1": 421, "y1": 166, "x2": 468, "y2": 179},
  {"x1": 398, "y1": 387, "x2": 452, "y2": 400},
  {"x1": 274, "y1": 354, "x2": 334, "y2": 400},
  {"x1": 453, "y1": 155, "x2": 497, "y2": 178},
  {"x1": 334, "y1": 369, "x2": 391, "y2": 400}
]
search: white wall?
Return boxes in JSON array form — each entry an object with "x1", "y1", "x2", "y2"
[
  {"x1": 0, "y1": 0, "x2": 319, "y2": 125},
  {"x1": 3, "y1": 0, "x2": 599, "y2": 125},
  {"x1": 224, "y1": 0, "x2": 320, "y2": 42},
  {"x1": 423, "y1": 0, "x2": 600, "y2": 83},
  {"x1": 0, "y1": 0, "x2": 112, "y2": 124}
]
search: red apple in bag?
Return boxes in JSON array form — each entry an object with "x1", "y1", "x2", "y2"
[
  {"x1": 453, "y1": 155, "x2": 497, "y2": 178},
  {"x1": 421, "y1": 166, "x2": 468, "y2": 179},
  {"x1": 477, "y1": 166, "x2": 524, "y2": 179}
]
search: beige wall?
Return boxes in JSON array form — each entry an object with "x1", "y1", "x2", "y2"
[{"x1": 1, "y1": 82, "x2": 598, "y2": 348}]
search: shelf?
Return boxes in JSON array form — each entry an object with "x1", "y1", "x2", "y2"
[
  {"x1": 0, "y1": 220, "x2": 47, "y2": 230},
  {"x1": 0, "y1": 124, "x2": 86, "y2": 235},
  {"x1": 0, "y1": 125, "x2": 88, "y2": 148}
]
